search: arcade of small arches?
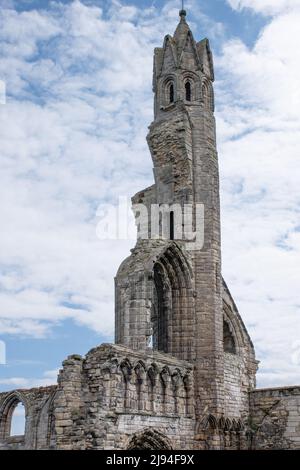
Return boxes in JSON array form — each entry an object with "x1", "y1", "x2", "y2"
[
  {"x1": 196, "y1": 414, "x2": 246, "y2": 450},
  {"x1": 104, "y1": 356, "x2": 194, "y2": 417},
  {"x1": 125, "y1": 414, "x2": 245, "y2": 450},
  {"x1": 199, "y1": 413, "x2": 244, "y2": 434}
]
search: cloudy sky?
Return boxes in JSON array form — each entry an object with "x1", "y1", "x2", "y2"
[{"x1": 0, "y1": 0, "x2": 300, "y2": 404}]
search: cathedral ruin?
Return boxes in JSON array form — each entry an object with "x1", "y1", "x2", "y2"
[{"x1": 0, "y1": 9, "x2": 299, "y2": 450}]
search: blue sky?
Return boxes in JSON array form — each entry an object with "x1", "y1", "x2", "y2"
[{"x1": 0, "y1": 0, "x2": 300, "y2": 404}]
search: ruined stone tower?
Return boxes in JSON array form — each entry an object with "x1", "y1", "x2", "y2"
[
  {"x1": 1, "y1": 10, "x2": 300, "y2": 451},
  {"x1": 115, "y1": 8, "x2": 256, "y2": 427}
]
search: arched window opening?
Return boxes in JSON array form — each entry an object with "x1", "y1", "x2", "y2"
[
  {"x1": 169, "y1": 83, "x2": 174, "y2": 104},
  {"x1": 151, "y1": 245, "x2": 194, "y2": 361},
  {"x1": 10, "y1": 402, "x2": 25, "y2": 436},
  {"x1": 223, "y1": 320, "x2": 236, "y2": 354},
  {"x1": 202, "y1": 81, "x2": 214, "y2": 111},
  {"x1": 0, "y1": 396, "x2": 27, "y2": 440},
  {"x1": 153, "y1": 263, "x2": 170, "y2": 353},
  {"x1": 185, "y1": 81, "x2": 191, "y2": 101}
]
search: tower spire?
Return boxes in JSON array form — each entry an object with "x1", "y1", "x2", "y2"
[{"x1": 179, "y1": 0, "x2": 186, "y2": 18}]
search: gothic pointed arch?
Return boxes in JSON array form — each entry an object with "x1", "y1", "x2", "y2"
[
  {"x1": 134, "y1": 360, "x2": 147, "y2": 383},
  {"x1": 219, "y1": 416, "x2": 226, "y2": 431},
  {"x1": 224, "y1": 418, "x2": 232, "y2": 432},
  {"x1": 223, "y1": 319, "x2": 237, "y2": 354},
  {"x1": 178, "y1": 30, "x2": 201, "y2": 69},
  {"x1": 185, "y1": 80, "x2": 191, "y2": 101},
  {"x1": 222, "y1": 279, "x2": 257, "y2": 382},
  {"x1": 161, "y1": 36, "x2": 177, "y2": 73},
  {"x1": 160, "y1": 365, "x2": 171, "y2": 387},
  {"x1": 0, "y1": 391, "x2": 28, "y2": 439},
  {"x1": 161, "y1": 75, "x2": 176, "y2": 107},
  {"x1": 222, "y1": 295, "x2": 246, "y2": 356},
  {"x1": 208, "y1": 414, "x2": 218, "y2": 430},
  {"x1": 127, "y1": 428, "x2": 173, "y2": 450},
  {"x1": 151, "y1": 243, "x2": 195, "y2": 361},
  {"x1": 120, "y1": 358, "x2": 133, "y2": 383},
  {"x1": 202, "y1": 78, "x2": 214, "y2": 111},
  {"x1": 197, "y1": 38, "x2": 214, "y2": 81},
  {"x1": 35, "y1": 389, "x2": 57, "y2": 449},
  {"x1": 236, "y1": 419, "x2": 244, "y2": 431},
  {"x1": 147, "y1": 363, "x2": 158, "y2": 387}
]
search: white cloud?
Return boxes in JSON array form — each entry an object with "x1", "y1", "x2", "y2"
[
  {"x1": 227, "y1": 0, "x2": 300, "y2": 15},
  {"x1": 0, "y1": 0, "x2": 159, "y2": 339},
  {"x1": 0, "y1": 0, "x2": 15, "y2": 9},
  {"x1": 0, "y1": 0, "x2": 299, "y2": 389},
  {"x1": 0, "y1": 0, "x2": 222, "y2": 341},
  {"x1": 0, "y1": 369, "x2": 59, "y2": 389},
  {"x1": 216, "y1": 9, "x2": 300, "y2": 386}
]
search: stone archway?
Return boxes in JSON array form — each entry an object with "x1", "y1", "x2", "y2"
[
  {"x1": 152, "y1": 244, "x2": 194, "y2": 361},
  {"x1": 127, "y1": 428, "x2": 173, "y2": 450},
  {"x1": 0, "y1": 391, "x2": 28, "y2": 440}
]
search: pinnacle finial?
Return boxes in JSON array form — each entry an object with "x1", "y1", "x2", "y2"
[{"x1": 179, "y1": 0, "x2": 186, "y2": 18}]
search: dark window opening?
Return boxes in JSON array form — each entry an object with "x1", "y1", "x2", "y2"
[
  {"x1": 170, "y1": 211, "x2": 174, "y2": 240},
  {"x1": 169, "y1": 83, "x2": 174, "y2": 103},
  {"x1": 223, "y1": 320, "x2": 236, "y2": 354},
  {"x1": 185, "y1": 81, "x2": 191, "y2": 101}
]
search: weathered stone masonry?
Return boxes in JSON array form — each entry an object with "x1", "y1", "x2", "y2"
[
  {"x1": 0, "y1": 386, "x2": 57, "y2": 449},
  {"x1": 249, "y1": 387, "x2": 300, "y2": 449},
  {"x1": 0, "y1": 10, "x2": 299, "y2": 450}
]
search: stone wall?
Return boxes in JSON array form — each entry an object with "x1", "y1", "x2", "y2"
[
  {"x1": 115, "y1": 239, "x2": 195, "y2": 359},
  {"x1": 53, "y1": 343, "x2": 195, "y2": 450},
  {"x1": 0, "y1": 344, "x2": 196, "y2": 450},
  {"x1": 249, "y1": 386, "x2": 300, "y2": 449}
]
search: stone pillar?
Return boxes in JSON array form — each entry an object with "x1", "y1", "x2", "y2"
[{"x1": 54, "y1": 355, "x2": 83, "y2": 450}]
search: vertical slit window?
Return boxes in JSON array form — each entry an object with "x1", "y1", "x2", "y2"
[
  {"x1": 185, "y1": 81, "x2": 191, "y2": 101},
  {"x1": 170, "y1": 211, "x2": 174, "y2": 240},
  {"x1": 169, "y1": 83, "x2": 174, "y2": 103}
]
